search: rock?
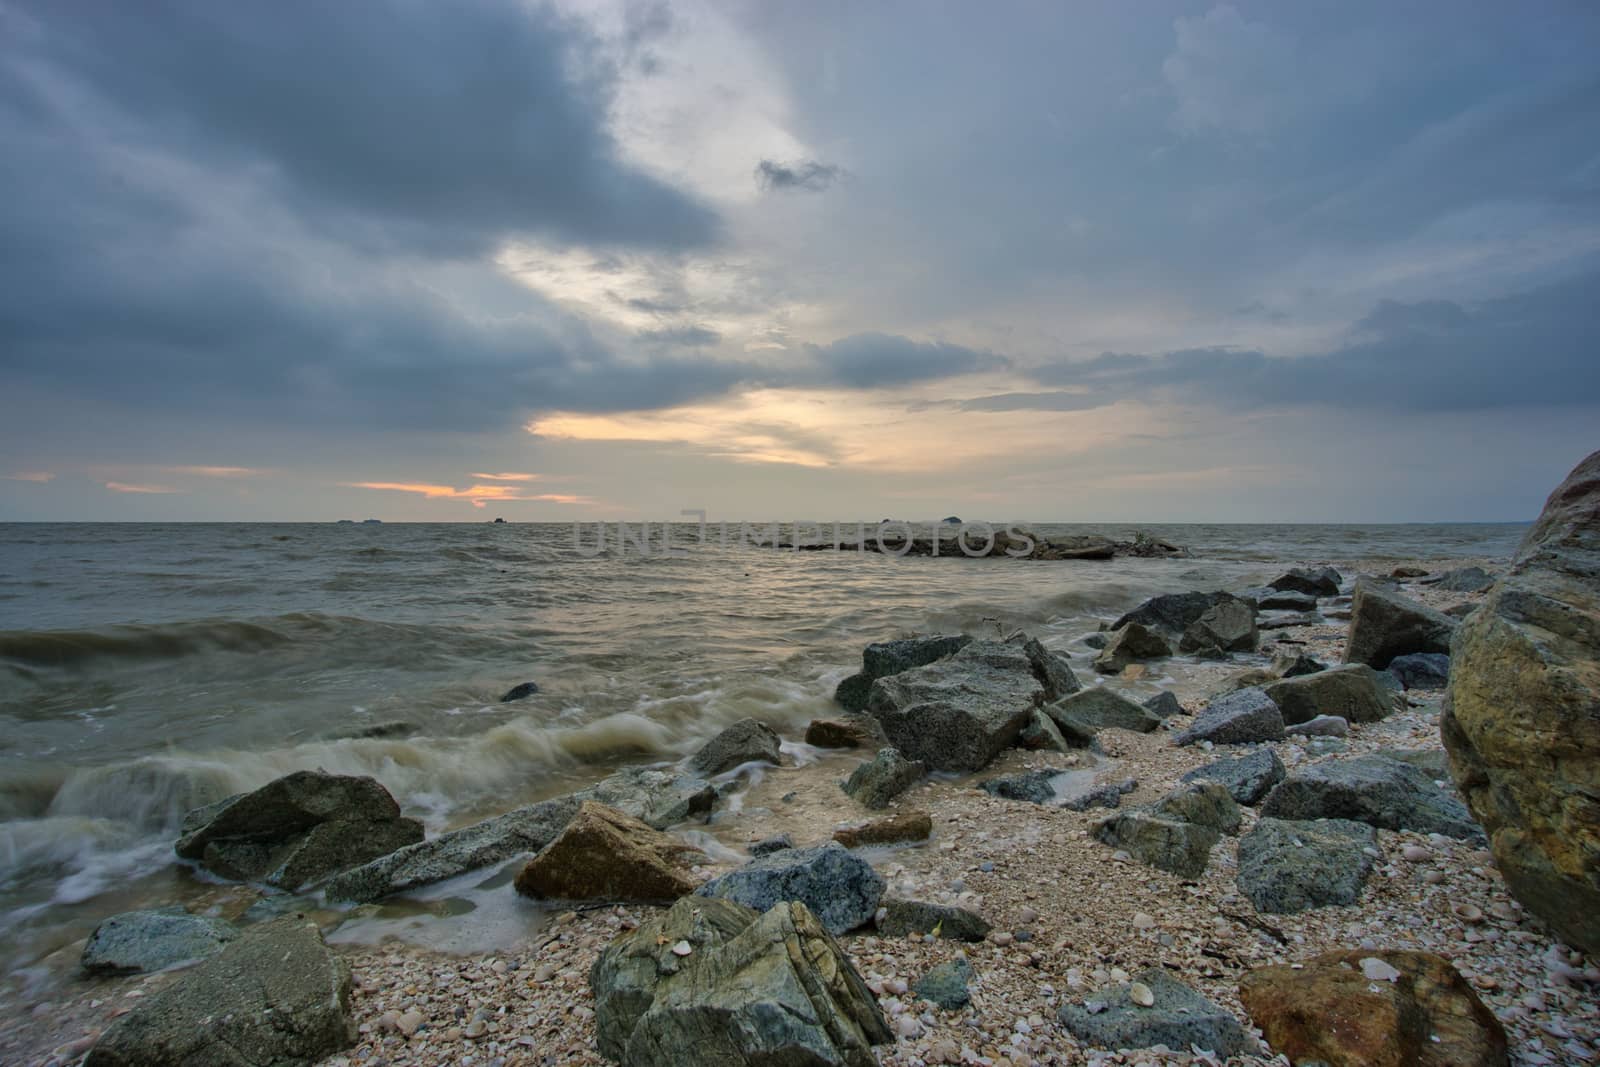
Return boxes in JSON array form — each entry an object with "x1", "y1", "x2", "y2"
[
  {"x1": 1260, "y1": 756, "x2": 1482, "y2": 840},
  {"x1": 1287, "y1": 714, "x2": 1350, "y2": 738},
  {"x1": 1092, "y1": 623, "x2": 1172, "y2": 674},
  {"x1": 1269, "y1": 567, "x2": 1342, "y2": 597},
  {"x1": 688, "y1": 717, "x2": 782, "y2": 777},
  {"x1": 1033, "y1": 705, "x2": 1101, "y2": 749},
  {"x1": 1254, "y1": 589, "x2": 1318, "y2": 612},
  {"x1": 1212, "y1": 667, "x2": 1278, "y2": 695},
  {"x1": 83, "y1": 917, "x2": 354, "y2": 1067},
  {"x1": 1432, "y1": 565, "x2": 1496, "y2": 593},
  {"x1": 749, "y1": 834, "x2": 793, "y2": 857},
  {"x1": 513, "y1": 801, "x2": 705, "y2": 904},
  {"x1": 1262, "y1": 664, "x2": 1394, "y2": 726},
  {"x1": 1306, "y1": 736, "x2": 1350, "y2": 757},
  {"x1": 1443, "y1": 602, "x2": 1477, "y2": 618},
  {"x1": 866, "y1": 640, "x2": 1060, "y2": 771},
  {"x1": 1269, "y1": 649, "x2": 1327, "y2": 677},
  {"x1": 1142, "y1": 691, "x2": 1184, "y2": 719},
  {"x1": 1010, "y1": 632, "x2": 1084, "y2": 698},
  {"x1": 1236, "y1": 817, "x2": 1379, "y2": 913},
  {"x1": 833, "y1": 810, "x2": 932, "y2": 848},
  {"x1": 913, "y1": 958, "x2": 973, "y2": 1010},
  {"x1": 1174, "y1": 687, "x2": 1286, "y2": 746},
  {"x1": 322, "y1": 794, "x2": 581, "y2": 903},
  {"x1": 1082, "y1": 632, "x2": 1108, "y2": 650},
  {"x1": 1046, "y1": 686, "x2": 1162, "y2": 734},
  {"x1": 876, "y1": 899, "x2": 990, "y2": 941},
  {"x1": 328, "y1": 719, "x2": 414, "y2": 741},
  {"x1": 590, "y1": 895, "x2": 890, "y2": 1067},
  {"x1": 1017, "y1": 707, "x2": 1072, "y2": 751},
  {"x1": 1443, "y1": 449, "x2": 1600, "y2": 954},
  {"x1": 1111, "y1": 590, "x2": 1248, "y2": 637},
  {"x1": 980, "y1": 769, "x2": 1059, "y2": 805},
  {"x1": 1059, "y1": 969, "x2": 1251, "y2": 1058},
  {"x1": 1059, "y1": 778, "x2": 1138, "y2": 812},
  {"x1": 833, "y1": 634, "x2": 974, "y2": 712},
  {"x1": 1178, "y1": 599, "x2": 1259, "y2": 657},
  {"x1": 585, "y1": 765, "x2": 719, "y2": 829},
  {"x1": 174, "y1": 770, "x2": 424, "y2": 891},
  {"x1": 1344, "y1": 577, "x2": 1458, "y2": 668},
  {"x1": 696, "y1": 843, "x2": 885, "y2": 935},
  {"x1": 1388, "y1": 652, "x2": 1450, "y2": 690},
  {"x1": 81, "y1": 907, "x2": 237, "y2": 976},
  {"x1": 500, "y1": 681, "x2": 540, "y2": 702},
  {"x1": 1392, "y1": 565, "x2": 1430, "y2": 578},
  {"x1": 1092, "y1": 812, "x2": 1220, "y2": 878},
  {"x1": 1182, "y1": 746, "x2": 1287, "y2": 805},
  {"x1": 1151, "y1": 781, "x2": 1241, "y2": 835},
  {"x1": 841, "y1": 747, "x2": 927, "y2": 809},
  {"x1": 805, "y1": 716, "x2": 887, "y2": 749},
  {"x1": 1240, "y1": 949, "x2": 1509, "y2": 1067},
  {"x1": 1259, "y1": 611, "x2": 1321, "y2": 631},
  {"x1": 1389, "y1": 748, "x2": 1451, "y2": 779}
]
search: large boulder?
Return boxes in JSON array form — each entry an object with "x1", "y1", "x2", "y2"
[
  {"x1": 1092, "y1": 811, "x2": 1219, "y2": 878},
  {"x1": 1181, "y1": 746, "x2": 1286, "y2": 805},
  {"x1": 81, "y1": 907, "x2": 237, "y2": 976},
  {"x1": 833, "y1": 634, "x2": 973, "y2": 711},
  {"x1": 84, "y1": 917, "x2": 354, "y2": 1067},
  {"x1": 590, "y1": 896, "x2": 891, "y2": 1067},
  {"x1": 322, "y1": 794, "x2": 580, "y2": 903},
  {"x1": 1260, "y1": 756, "x2": 1481, "y2": 840},
  {"x1": 1058, "y1": 969, "x2": 1251, "y2": 1058},
  {"x1": 1111, "y1": 591, "x2": 1247, "y2": 637},
  {"x1": 1178, "y1": 599, "x2": 1259, "y2": 657},
  {"x1": 514, "y1": 801, "x2": 705, "y2": 904},
  {"x1": 1047, "y1": 687, "x2": 1162, "y2": 733},
  {"x1": 174, "y1": 771, "x2": 423, "y2": 891},
  {"x1": 696, "y1": 843, "x2": 884, "y2": 935},
  {"x1": 688, "y1": 718, "x2": 781, "y2": 777},
  {"x1": 1269, "y1": 567, "x2": 1342, "y2": 597},
  {"x1": 1092, "y1": 622, "x2": 1172, "y2": 674},
  {"x1": 841, "y1": 747, "x2": 926, "y2": 809},
  {"x1": 1261, "y1": 664, "x2": 1395, "y2": 726},
  {"x1": 1237, "y1": 817, "x2": 1379, "y2": 913},
  {"x1": 1239, "y1": 950, "x2": 1508, "y2": 1067},
  {"x1": 1443, "y1": 449, "x2": 1600, "y2": 953},
  {"x1": 1344, "y1": 577, "x2": 1458, "y2": 668},
  {"x1": 1174, "y1": 687, "x2": 1286, "y2": 746}
]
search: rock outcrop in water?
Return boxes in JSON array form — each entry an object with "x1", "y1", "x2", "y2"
[
  {"x1": 687, "y1": 717, "x2": 781, "y2": 776},
  {"x1": 833, "y1": 634, "x2": 973, "y2": 712},
  {"x1": 1443, "y1": 448, "x2": 1600, "y2": 954}
]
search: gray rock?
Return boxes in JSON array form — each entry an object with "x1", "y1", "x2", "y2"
[
  {"x1": 749, "y1": 834, "x2": 794, "y2": 857},
  {"x1": 1179, "y1": 599, "x2": 1259, "y2": 657},
  {"x1": 1254, "y1": 589, "x2": 1318, "y2": 612},
  {"x1": 876, "y1": 899, "x2": 990, "y2": 942},
  {"x1": 590, "y1": 896, "x2": 890, "y2": 1067},
  {"x1": 1152, "y1": 781, "x2": 1242, "y2": 835},
  {"x1": 1047, "y1": 687, "x2": 1162, "y2": 734},
  {"x1": 1092, "y1": 811, "x2": 1220, "y2": 878},
  {"x1": 1432, "y1": 565, "x2": 1495, "y2": 593},
  {"x1": 841, "y1": 747, "x2": 927, "y2": 810},
  {"x1": 1111, "y1": 591, "x2": 1248, "y2": 637},
  {"x1": 1389, "y1": 652, "x2": 1450, "y2": 690},
  {"x1": 1174, "y1": 688, "x2": 1286, "y2": 746},
  {"x1": 979, "y1": 768, "x2": 1059, "y2": 805},
  {"x1": 1259, "y1": 611, "x2": 1322, "y2": 631},
  {"x1": 1389, "y1": 748, "x2": 1451, "y2": 779},
  {"x1": 1287, "y1": 714, "x2": 1350, "y2": 738},
  {"x1": 500, "y1": 681, "x2": 540, "y2": 702},
  {"x1": 696, "y1": 843, "x2": 885, "y2": 935},
  {"x1": 1018, "y1": 707, "x2": 1073, "y2": 752},
  {"x1": 83, "y1": 917, "x2": 354, "y2": 1067},
  {"x1": 1082, "y1": 632, "x2": 1108, "y2": 650},
  {"x1": 913, "y1": 958, "x2": 974, "y2": 1010},
  {"x1": 1142, "y1": 691, "x2": 1185, "y2": 719},
  {"x1": 1182, "y1": 747, "x2": 1287, "y2": 805},
  {"x1": 1305, "y1": 737, "x2": 1350, "y2": 757},
  {"x1": 1059, "y1": 778, "x2": 1138, "y2": 812},
  {"x1": 322, "y1": 794, "x2": 581, "y2": 903},
  {"x1": 1012, "y1": 633, "x2": 1084, "y2": 700},
  {"x1": 585, "y1": 765, "x2": 719, "y2": 829},
  {"x1": 1236, "y1": 817, "x2": 1379, "y2": 913},
  {"x1": 834, "y1": 634, "x2": 974, "y2": 712},
  {"x1": 1269, "y1": 649, "x2": 1327, "y2": 677},
  {"x1": 1261, "y1": 664, "x2": 1394, "y2": 726},
  {"x1": 1261, "y1": 755, "x2": 1483, "y2": 840},
  {"x1": 1269, "y1": 567, "x2": 1342, "y2": 597},
  {"x1": 1058, "y1": 969, "x2": 1251, "y2": 1057},
  {"x1": 174, "y1": 771, "x2": 424, "y2": 891},
  {"x1": 688, "y1": 718, "x2": 781, "y2": 777},
  {"x1": 1092, "y1": 622, "x2": 1172, "y2": 674},
  {"x1": 81, "y1": 907, "x2": 237, "y2": 976},
  {"x1": 1344, "y1": 577, "x2": 1458, "y2": 668}
]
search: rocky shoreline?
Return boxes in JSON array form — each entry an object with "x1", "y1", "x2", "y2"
[{"x1": 4, "y1": 460, "x2": 1599, "y2": 1067}]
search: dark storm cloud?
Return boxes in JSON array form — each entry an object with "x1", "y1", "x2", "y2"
[
  {"x1": 801, "y1": 333, "x2": 1006, "y2": 389},
  {"x1": 755, "y1": 159, "x2": 842, "y2": 193}
]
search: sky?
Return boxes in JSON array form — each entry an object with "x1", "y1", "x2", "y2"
[{"x1": 1, "y1": 0, "x2": 1597, "y2": 523}]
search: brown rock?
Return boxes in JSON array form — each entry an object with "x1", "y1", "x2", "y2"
[
  {"x1": 513, "y1": 801, "x2": 704, "y2": 903},
  {"x1": 833, "y1": 810, "x2": 933, "y2": 848},
  {"x1": 1239, "y1": 949, "x2": 1507, "y2": 1067},
  {"x1": 805, "y1": 716, "x2": 888, "y2": 749}
]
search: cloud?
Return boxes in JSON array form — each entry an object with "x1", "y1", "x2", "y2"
[
  {"x1": 105, "y1": 482, "x2": 179, "y2": 494},
  {"x1": 468, "y1": 472, "x2": 543, "y2": 482},
  {"x1": 1163, "y1": 5, "x2": 1298, "y2": 137},
  {"x1": 344, "y1": 481, "x2": 591, "y2": 509},
  {"x1": 7, "y1": 470, "x2": 53, "y2": 483},
  {"x1": 638, "y1": 325, "x2": 723, "y2": 347},
  {"x1": 801, "y1": 334, "x2": 1006, "y2": 389},
  {"x1": 162, "y1": 466, "x2": 260, "y2": 477},
  {"x1": 956, "y1": 391, "x2": 1105, "y2": 413},
  {"x1": 755, "y1": 159, "x2": 843, "y2": 193}
]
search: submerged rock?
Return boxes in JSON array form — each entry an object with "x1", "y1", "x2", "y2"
[
  {"x1": 1261, "y1": 755, "x2": 1482, "y2": 840},
  {"x1": 696, "y1": 843, "x2": 884, "y2": 935},
  {"x1": 688, "y1": 717, "x2": 781, "y2": 777},
  {"x1": 1059, "y1": 969, "x2": 1251, "y2": 1058},
  {"x1": 1344, "y1": 577, "x2": 1458, "y2": 668},
  {"x1": 1236, "y1": 817, "x2": 1378, "y2": 913},
  {"x1": 1092, "y1": 622, "x2": 1172, "y2": 674},
  {"x1": 833, "y1": 634, "x2": 973, "y2": 712},
  {"x1": 81, "y1": 907, "x2": 237, "y2": 976},
  {"x1": 590, "y1": 896, "x2": 890, "y2": 1067},
  {"x1": 841, "y1": 747, "x2": 927, "y2": 809},
  {"x1": 500, "y1": 681, "x2": 540, "y2": 703},
  {"x1": 1174, "y1": 687, "x2": 1286, "y2": 746},
  {"x1": 1262, "y1": 664, "x2": 1394, "y2": 726},
  {"x1": 514, "y1": 801, "x2": 705, "y2": 904},
  {"x1": 1181, "y1": 746, "x2": 1286, "y2": 805},
  {"x1": 876, "y1": 898, "x2": 990, "y2": 941},
  {"x1": 1092, "y1": 811, "x2": 1220, "y2": 878}
]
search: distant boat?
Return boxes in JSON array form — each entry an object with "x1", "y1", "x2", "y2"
[
  {"x1": 942, "y1": 516, "x2": 962, "y2": 524},
  {"x1": 336, "y1": 519, "x2": 354, "y2": 524},
  {"x1": 361, "y1": 518, "x2": 382, "y2": 524},
  {"x1": 492, "y1": 517, "x2": 506, "y2": 524}
]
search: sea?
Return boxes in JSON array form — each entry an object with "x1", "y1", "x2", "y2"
[{"x1": 0, "y1": 520, "x2": 1525, "y2": 996}]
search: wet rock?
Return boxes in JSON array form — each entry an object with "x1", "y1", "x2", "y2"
[
  {"x1": 322, "y1": 794, "x2": 581, "y2": 903},
  {"x1": 1344, "y1": 577, "x2": 1458, "y2": 668},
  {"x1": 833, "y1": 634, "x2": 973, "y2": 712},
  {"x1": 1261, "y1": 755, "x2": 1482, "y2": 839},
  {"x1": 748, "y1": 834, "x2": 793, "y2": 857},
  {"x1": 174, "y1": 770, "x2": 424, "y2": 891},
  {"x1": 1111, "y1": 590, "x2": 1248, "y2": 637},
  {"x1": 980, "y1": 768, "x2": 1060, "y2": 805},
  {"x1": 1240, "y1": 949, "x2": 1509, "y2": 1067},
  {"x1": 1174, "y1": 687, "x2": 1286, "y2": 746},
  {"x1": 804, "y1": 716, "x2": 887, "y2": 749},
  {"x1": 1059, "y1": 969, "x2": 1251, "y2": 1058},
  {"x1": 1262, "y1": 664, "x2": 1394, "y2": 726},
  {"x1": 1237, "y1": 817, "x2": 1379, "y2": 913},
  {"x1": 688, "y1": 717, "x2": 781, "y2": 777},
  {"x1": 514, "y1": 801, "x2": 705, "y2": 904},
  {"x1": 876, "y1": 899, "x2": 990, "y2": 941},
  {"x1": 1432, "y1": 565, "x2": 1496, "y2": 593},
  {"x1": 1151, "y1": 781, "x2": 1241, "y2": 835},
  {"x1": 841, "y1": 747, "x2": 927, "y2": 810},
  {"x1": 833, "y1": 810, "x2": 932, "y2": 848},
  {"x1": 1443, "y1": 448, "x2": 1600, "y2": 953},
  {"x1": 500, "y1": 681, "x2": 540, "y2": 702},
  {"x1": 591, "y1": 895, "x2": 890, "y2": 1067},
  {"x1": 1269, "y1": 649, "x2": 1327, "y2": 677},
  {"x1": 81, "y1": 907, "x2": 237, "y2": 976},
  {"x1": 1178, "y1": 600, "x2": 1260, "y2": 658},
  {"x1": 913, "y1": 958, "x2": 974, "y2": 1010},
  {"x1": 328, "y1": 719, "x2": 414, "y2": 741},
  {"x1": 1182, "y1": 746, "x2": 1287, "y2": 805},
  {"x1": 1082, "y1": 632, "x2": 1108, "y2": 650},
  {"x1": 1142, "y1": 691, "x2": 1184, "y2": 719},
  {"x1": 1389, "y1": 652, "x2": 1450, "y2": 690},
  {"x1": 1092, "y1": 811, "x2": 1220, "y2": 878},
  {"x1": 83, "y1": 917, "x2": 354, "y2": 1067},
  {"x1": 585, "y1": 765, "x2": 719, "y2": 829},
  {"x1": 1092, "y1": 622, "x2": 1172, "y2": 674},
  {"x1": 696, "y1": 843, "x2": 884, "y2": 935},
  {"x1": 1287, "y1": 714, "x2": 1350, "y2": 738},
  {"x1": 1047, "y1": 686, "x2": 1162, "y2": 733},
  {"x1": 1018, "y1": 707, "x2": 1073, "y2": 751},
  {"x1": 1269, "y1": 567, "x2": 1342, "y2": 597},
  {"x1": 1254, "y1": 589, "x2": 1318, "y2": 612}
]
